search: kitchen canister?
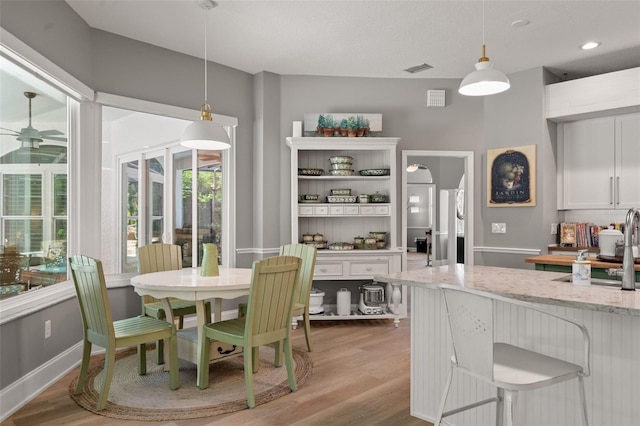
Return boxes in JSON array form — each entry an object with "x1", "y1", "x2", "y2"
[{"x1": 336, "y1": 288, "x2": 351, "y2": 316}]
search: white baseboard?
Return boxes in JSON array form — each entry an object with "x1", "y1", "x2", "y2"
[
  {"x1": 0, "y1": 341, "x2": 85, "y2": 422},
  {"x1": 0, "y1": 308, "x2": 239, "y2": 422}
]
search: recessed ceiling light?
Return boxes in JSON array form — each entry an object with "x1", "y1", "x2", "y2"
[
  {"x1": 580, "y1": 41, "x2": 601, "y2": 50},
  {"x1": 511, "y1": 19, "x2": 530, "y2": 28}
]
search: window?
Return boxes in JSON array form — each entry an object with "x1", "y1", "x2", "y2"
[{"x1": 0, "y1": 56, "x2": 69, "y2": 297}]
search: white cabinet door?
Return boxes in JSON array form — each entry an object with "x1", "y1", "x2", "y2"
[
  {"x1": 561, "y1": 117, "x2": 615, "y2": 209},
  {"x1": 616, "y1": 113, "x2": 640, "y2": 209}
]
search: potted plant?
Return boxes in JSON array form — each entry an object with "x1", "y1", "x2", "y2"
[
  {"x1": 323, "y1": 115, "x2": 335, "y2": 137},
  {"x1": 346, "y1": 116, "x2": 358, "y2": 137},
  {"x1": 316, "y1": 114, "x2": 326, "y2": 135},
  {"x1": 362, "y1": 117, "x2": 370, "y2": 136},
  {"x1": 339, "y1": 118, "x2": 348, "y2": 136},
  {"x1": 356, "y1": 115, "x2": 365, "y2": 137}
]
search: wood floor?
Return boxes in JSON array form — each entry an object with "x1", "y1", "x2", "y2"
[{"x1": 5, "y1": 253, "x2": 433, "y2": 426}]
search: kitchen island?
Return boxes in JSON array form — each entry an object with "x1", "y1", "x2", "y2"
[{"x1": 375, "y1": 265, "x2": 640, "y2": 426}]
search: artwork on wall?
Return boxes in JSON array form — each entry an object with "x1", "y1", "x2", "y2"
[{"x1": 487, "y1": 144, "x2": 536, "y2": 207}]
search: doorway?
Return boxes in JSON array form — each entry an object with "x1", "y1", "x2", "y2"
[{"x1": 401, "y1": 150, "x2": 474, "y2": 271}]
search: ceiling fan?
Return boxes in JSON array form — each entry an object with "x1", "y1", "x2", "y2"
[{"x1": 0, "y1": 91, "x2": 67, "y2": 149}]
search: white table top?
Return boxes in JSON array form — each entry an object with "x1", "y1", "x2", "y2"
[{"x1": 130, "y1": 267, "x2": 252, "y2": 301}]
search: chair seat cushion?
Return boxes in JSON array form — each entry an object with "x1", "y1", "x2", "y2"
[
  {"x1": 144, "y1": 299, "x2": 198, "y2": 319},
  {"x1": 493, "y1": 343, "x2": 583, "y2": 391}
]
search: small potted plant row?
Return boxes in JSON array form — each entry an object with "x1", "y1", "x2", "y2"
[{"x1": 317, "y1": 114, "x2": 370, "y2": 137}]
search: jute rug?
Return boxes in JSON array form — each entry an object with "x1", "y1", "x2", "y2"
[{"x1": 69, "y1": 346, "x2": 312, "y2": 421}]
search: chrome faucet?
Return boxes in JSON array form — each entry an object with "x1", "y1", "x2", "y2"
[{"x1": 610, "y1": 208, "x2": 640, "y2": 291}]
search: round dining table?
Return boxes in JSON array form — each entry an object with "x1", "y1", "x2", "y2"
[{"x1": 130, "y1": 267, "x2": 252, "y2": 386}]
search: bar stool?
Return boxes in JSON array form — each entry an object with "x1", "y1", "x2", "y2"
[{"x1": 435, "y1": 287, "x2": 590, "y2": 426}]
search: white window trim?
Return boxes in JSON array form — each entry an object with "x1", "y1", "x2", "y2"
[{"x1": 100, "y1": 93, "x2": 238, "y2": 270}]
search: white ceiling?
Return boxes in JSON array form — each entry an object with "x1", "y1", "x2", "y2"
[{"x1": 65, "y1": 0, "x2": 640, "y2": 80}]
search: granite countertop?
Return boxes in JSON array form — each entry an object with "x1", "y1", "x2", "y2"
[
  {"x1": 375, "y1": 264, "x2": 640, "y2": 316},
  {"x1": 525, "y1": 254, "x2": 640, "y2": 271}
]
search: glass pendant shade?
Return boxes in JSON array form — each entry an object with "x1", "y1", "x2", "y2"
[{"x1": 459, "y1": 60, "x2": 510, "y2": 96}]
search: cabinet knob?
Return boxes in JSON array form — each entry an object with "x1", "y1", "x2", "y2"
[
  {"x1": 366, "y1": 267, "x2": 373, "y2": 271},
  {"x1": 320, "y1": 268, "x2": 327, "y2": 272}
]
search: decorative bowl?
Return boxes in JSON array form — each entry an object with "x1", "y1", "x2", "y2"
[
  {"x1": 359, "y1": 168, "x2": 390, "y2": 176},
  {"x1": 326, "y1": 195, "x2": 357, "y2": 203},
  {"x1": 305, "y1": 241, "x2": 327, "y2": 249},
  {"x1": 301, "y1": 194, "x2": 319, "y2": 200},
  {"x1": 329, "y1": 169, "x2": 354, "y2": 176},
  {"x1": 369, "y1": 231, "x2": 387, "y2": 241},
  {"x1": 369, "y1": 192, "x2": 387, "y2": 203},
  {"x1": 328, "y1": 242, "x2": 354, "y2": 250},
  {"x1": 329, "y1": 156, "x2": 353, "y2": 164},
  {"x1": 331, "y1": 188, "x2": 351, "y2": 196},
  {"x1": 330, "y1": 163, "x2": 352, "y2": 170},
  {"x1": 298, "y1": 168, "x2": 324, "y2": 176}
]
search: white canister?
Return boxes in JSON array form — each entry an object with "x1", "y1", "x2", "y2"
[
  {"x1": 336, "y1": 288, "x2": 351, "y2": 316},
  {"x1": 599, "y1": 227, "x2": 623, "y2": 257}
]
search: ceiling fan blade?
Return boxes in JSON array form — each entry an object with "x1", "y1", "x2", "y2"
[
  {"x1": 0, "y1": 132, "x2": 20, "y2": 137},
  {"x1": 38, "y1": 129, "x2": 65, "y2": 136},
  {"x1": 0, "y1": 127, "x2": 19, "y2": 132},
  {"x1": 41, "y1": 136, "x2": 68, "y2": 143}
]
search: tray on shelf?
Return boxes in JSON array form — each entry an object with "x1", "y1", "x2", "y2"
[
  {"x1": 298, "y1": 168, "x2": 324, "y2": 176},
  {"x1": 359, "y1": 168, "x2": 390, "y2": 176},
  {"x1": 326, "y1": 195, "x2": 357, "y2": 203}
]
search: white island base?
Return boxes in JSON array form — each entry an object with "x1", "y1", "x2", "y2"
[{"x1": 375, "y1": 265, "x2": 640, "y2": 426}]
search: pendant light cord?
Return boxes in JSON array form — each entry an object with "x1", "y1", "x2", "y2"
[
  {"x1": 482, "y1": 0, "x2": 485, "y2": 46},
  {"x1": 204, "y1": 6, "x2": 208, "y2": 105}
]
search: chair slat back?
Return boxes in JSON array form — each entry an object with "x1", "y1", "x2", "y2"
[
  {"x1": 69, "y1": 255, "x2": 114, "y2": 340},
  {"x1": 441, "y1": 288, "x2": 494, "y2": 380},
  {"x1": 279, "y1": 244, "x2": 317, "y2": 306},
  {"x1": 137, "y1": 244, "x2": 182, "y2": 304},
  {"x1": 245, "y1": 256, "x2": 301, "y2": 346}
]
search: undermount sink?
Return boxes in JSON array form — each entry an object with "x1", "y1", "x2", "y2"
[{"x1": 552, "y1": 274, "x2": 629, "y2": 288}]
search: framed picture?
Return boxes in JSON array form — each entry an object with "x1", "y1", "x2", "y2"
[{"x1": 487, "y1": 144, "x2": 536, "y2": 207}]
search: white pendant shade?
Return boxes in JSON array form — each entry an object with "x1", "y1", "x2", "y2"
[
  {"x1": 459, "y1": 60, "x2": 510, "y2": 96},
  {"x1": 180, "y1": 119, "x2": 230, "y2": 150}
]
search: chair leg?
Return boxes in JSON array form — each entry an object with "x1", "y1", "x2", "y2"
[
  {"x1": 496, "y1": 388, "x2": 504, "y2": 426},
  {"x1": 156, "y1": 338, "x2": 165, "y2": 365},
  {"x1": 138, "y1": 343, "x2": 147, "y2": 375},
  {"x1": 169, "y1": 332, "x2": 180, "y2": 390},
  {"x1": 273, "y1": 341, "x2": 282, "y2": 367},
  {"x1": 252, "y1": 347, "x2": 260, "y2": 373},
  {"x1": 302, "y1": 311, "x2": 313, "y2": 352},
  {"x1": 244, "y1": 345, "x2": 256, "y2": 408},
  {"x1": 434, "y1": 364, "x2": 453, "y2": 426},
  {"x1": 74, "y1": 340, "x2": 92, "y2": 395},
  {"x1": 197, "y1": 329, "x2": 211, "y2": 389},
  {"x1": 178, "y1": 315, "x2": 184, "y2": 329},
  {"x1": 97, "y1": 350, "x2": 116, "y2": 411},
  {"x1": 284, "y1": 337, "x2": 297, "y2": 393},
  {"x1": 578, "y1": 376, "x2": 589, "y2": 426},
  {"x1": 503, "y1": 390, "x2": 517, "y2": 426}
]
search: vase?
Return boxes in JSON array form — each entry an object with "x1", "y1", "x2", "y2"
[{"x1": 201, "y1": 243, "x2": 219, "y2": 276}]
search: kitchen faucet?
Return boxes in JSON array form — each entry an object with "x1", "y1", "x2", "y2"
[{"x1": 608, "y1": 207, "x2": 640, "y2": 290}]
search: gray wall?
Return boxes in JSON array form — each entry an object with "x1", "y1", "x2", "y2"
[{"x1": 1, "y1": 0, "x2": 562, "y2": 397}]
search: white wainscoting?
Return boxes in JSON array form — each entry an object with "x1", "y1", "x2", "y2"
[{"x1": 411, "y1": 286, "x2": 640, "y2": 425}]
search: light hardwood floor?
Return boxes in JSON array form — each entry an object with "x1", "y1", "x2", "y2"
[{"x1": 5, "y1": 254, "x2": 433, "y2": 426}]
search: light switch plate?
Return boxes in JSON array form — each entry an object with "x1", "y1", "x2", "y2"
[{"x1": 492, "y1": 223, "x2": 506, "y2": 233}]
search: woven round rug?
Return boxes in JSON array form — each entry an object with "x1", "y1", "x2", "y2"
[{"x1": 69, "y1": 346, "x2": 312, "y2": 420}]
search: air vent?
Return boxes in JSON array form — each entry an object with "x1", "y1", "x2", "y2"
[
  {"x1": 404, "y1": 63, "x2": 434, "y2": 74},
  {"x1": 427, "y1": 90, "x2": 446, "y2": 107}
]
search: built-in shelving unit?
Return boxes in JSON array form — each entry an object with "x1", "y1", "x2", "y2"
[{"x1": 287, "y1": 137, "x2": 406, "y2": 324}]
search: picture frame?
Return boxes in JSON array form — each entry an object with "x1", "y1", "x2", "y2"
[{"x1": 487, "y1": 144, "x2": 536, "y2": 207}]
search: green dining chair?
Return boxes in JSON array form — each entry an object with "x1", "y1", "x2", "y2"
[
  {"x1": 69, "y1": 255, "x2": 179, "y2": 411},
  {"x1": 138, "y1": 243, "x2": 210, "y2": 364},
  {"x1": 198, "y1": 255, "x2": 301, "y2": 408},
  {"x1": 279, "y1": 243, "x2": 317, "y2": 352}
]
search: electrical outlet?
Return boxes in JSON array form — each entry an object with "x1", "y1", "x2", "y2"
[
  {"x1": 45, "y1": 320, "x2": 51, "y2": 339},
  {"x1": 492, "y1": 223, "x2": 506, "y2": 234},
  {"x1": 551, "y1": 223, "x2": 558, "y2": 235}
]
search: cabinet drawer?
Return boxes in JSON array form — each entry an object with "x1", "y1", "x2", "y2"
[
  {"x1": 314, "y1": 262, "x2": 344, "y2": 276},
  {"x1": 350, "y1": 261, "x2": 390, "y2": 276},
  {"x1": 359, "y1": 205, "x2": 375, "y2": 215},
  {"x1": 329, "y1": 205, "x2": 359, "y2": 215},
  {"x1": 374, "y1": 205, "x2": 390, "y2": 215},
  {"x1": 299, "y1": 205, "x2": 329, "y2": 216}
]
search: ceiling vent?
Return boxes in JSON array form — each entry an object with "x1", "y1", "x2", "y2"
[{"x1": 404, "y1": 63, "x2": 434, "y2": 74}]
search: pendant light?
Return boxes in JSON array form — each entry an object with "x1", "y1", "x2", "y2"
[
  {"x1": 181, "y1": 0, "x2": 230, "y2": 150},
  {"x1": 459, "y1": 0, "x2": 510, "y2": 96}
]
